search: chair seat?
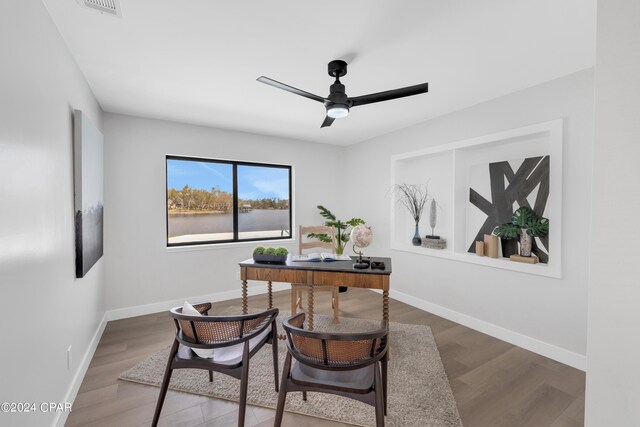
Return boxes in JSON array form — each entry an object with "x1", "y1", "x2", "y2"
[
  {"x1": 291, "y1": 361, "x2": 374, "y2": 392},
  {"x1": 178, "y1": 327, "x2": 271, "y2": 366}
]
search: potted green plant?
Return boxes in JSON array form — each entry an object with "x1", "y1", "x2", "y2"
[
  {"x1": 494, "y1": 207, "x2": 549, "y2": 257},
  {"x1": 308, "y1": 206, "x2": 364, "y2": 293},
  {"x1": 253, "y1": 246, "x2": 288, "y2": 263},
  {"x1": 307, "y1": 205, "x2": 365, "y2": 255}
]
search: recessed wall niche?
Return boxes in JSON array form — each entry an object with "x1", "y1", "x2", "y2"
[{"x1": 390, "y1": 119, "x2": 563, "y2": 278}]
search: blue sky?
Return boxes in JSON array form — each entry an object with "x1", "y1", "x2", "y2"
[
  {"x1": 167, "y1": 159, "x2": 233, "y2": 192},
  {"x1": 238, "y1": 165, "x2": 289, "y2": 200},
  {"x1": 167, "y1": 159, "x2": 289, "y2": 200}
]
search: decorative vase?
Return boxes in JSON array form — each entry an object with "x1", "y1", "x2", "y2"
[
  {"x1": 519, "y1": 228, "x2": 533, "y2": 257},
  {"x1": 412, "y1": 222, "x2": 422, "y2": 246},
  {"x1": 484, "y1": 234, "x2": 499, "y2": 258}
]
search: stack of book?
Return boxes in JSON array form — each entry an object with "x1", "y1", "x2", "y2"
[{"x1": 291, "y1": 253, "x2": 352, "y2": 262}]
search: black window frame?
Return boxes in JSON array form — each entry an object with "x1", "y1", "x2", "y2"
[{"x1": 165, "y1": 155, "x2": 293, "y2": 247}]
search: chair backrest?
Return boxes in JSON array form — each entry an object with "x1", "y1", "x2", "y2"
[
  {"x1": 282, "y1": 313, "x2": 388, "y2": 370},
  {"x1": 299, "y1": 225, "x2": 335, "y2": 255},
  {"x1": 169, "y1": 304, "x2": 278, "y2": 350}
]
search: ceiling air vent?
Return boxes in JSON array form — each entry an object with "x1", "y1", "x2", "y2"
[{"x1": 80, "y1": 0, "x2": 123, "y2": 18}]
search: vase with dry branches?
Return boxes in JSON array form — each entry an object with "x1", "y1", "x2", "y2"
[{"x1": 394, "y1": 183, "x2": 430, "y2": 246}]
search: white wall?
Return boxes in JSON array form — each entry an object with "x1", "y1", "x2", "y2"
[
  {"x1": 343, "y1": 69, "x2": 595, "y2": 368},
  {"x1": 103, "y1": 113, "x2": 345, "y2": 313},
  {"x1": 0, "y1": 1, "x2": 105, "y2": 426},
  {"x1": 585, "y1": 0, "x2": 640, "y2": 425}
]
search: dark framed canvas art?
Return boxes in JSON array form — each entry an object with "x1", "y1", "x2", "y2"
[
  {"x1": 73, "y1": 109, "x2": 104, "y2": 278},
  {"x1": 466, "y1": 156, "x2": 550, "y2": 262}
]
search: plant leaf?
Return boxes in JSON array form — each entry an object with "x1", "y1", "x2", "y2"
[
  {"x1": 494, "y1": 223, "x2": 519, "y2": 240},
  {"x1": 317, "y1": 205, "x2": 336, "y2": 221},
  {"x1": 528, "y1": 217, "x2": 549, "y2": 237},
  {"x1": 306, "y1": 233, "x2": 332, "y2": 243},
  {"x1": 346, "y1": 218, "x2": 365, "y2": 227},
  {"x1": 511, "y1": 207, "x2": 536, "y2": 228}
]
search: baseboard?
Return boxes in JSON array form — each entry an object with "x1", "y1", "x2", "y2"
[
  {"x1": 105, "y1": 283, "x2": 290, "y2": 321},
  {"x1": 390, "y1": 289, "x2": 587, "y2": 371},
  {"x1": 53, "y1": 312, "x2": 108, "y2": 427}
]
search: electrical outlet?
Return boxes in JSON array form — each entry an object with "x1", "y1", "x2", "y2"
[
  {"x1": 67, "y1": 346, "x2": 72, "y2": 370},
  {"x1": 235, "y1": 271, "x2": 240, "y2": 280}
]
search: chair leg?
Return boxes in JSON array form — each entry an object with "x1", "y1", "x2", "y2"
[
  {"x1": 209, "y1": 370, "x2": 213, "y2": 382},
  {"x1": 333, "y1": 287, "x2": 339, "y2": 323},
  {"x1": 238, "y1": 342, "x2": 250, "y2": 427},
  {"x1": 152, "y1": 339, "x2": 179, "y2": 427},
  {"x1": 302, "y1": 391, "x2": 307, "y2": 401},
  {"x1": 382, "y1": 354, "x2": 388, "y2": 415},
  {"x1": 271, "y1": 323, "x2": 279, "y2": 392},
  {"x1": 374, "y1": 363, "x2": 385, "y2": 427},
  {"x1": 274, "y1": 353, "x2": 292, "y2": 427},
  {"x1": 291, "y1": 286, "x2": 297, "y2": 315}
]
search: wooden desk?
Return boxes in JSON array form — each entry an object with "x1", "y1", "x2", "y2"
[{"x1": 238, "y1": 256, "x2": 392, "y2": 331}]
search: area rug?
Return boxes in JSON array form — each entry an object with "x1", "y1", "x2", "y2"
[{"x1": 119, "y1": 309, "x2": 462, "y2": 427}]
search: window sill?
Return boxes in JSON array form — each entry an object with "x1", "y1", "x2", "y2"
[{"x1": 166, "y1": 237, "x2": 296, "y2": 253}]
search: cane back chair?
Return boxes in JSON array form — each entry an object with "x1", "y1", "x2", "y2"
[
  {"x1": 275, "y1": 313, "x2": 389, "y2": 426},
  {"x1": 152, "y1": 303, "x2": 279, "y2": 427}
]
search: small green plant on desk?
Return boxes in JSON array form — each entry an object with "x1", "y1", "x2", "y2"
[{"x1": 252, "y1": 246, "x2": 288, "y2": 263}]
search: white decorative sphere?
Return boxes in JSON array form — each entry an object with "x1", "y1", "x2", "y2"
[{"x1": 350, "y1": 224, "x2": 373, "y2": 248}]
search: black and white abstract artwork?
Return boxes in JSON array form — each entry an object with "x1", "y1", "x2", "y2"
[
  {"x1": 74, "y1": 110, "x2": 104, "y2": 278},
  {"x1": 466, "y1": 156, "x2": 550, "y2": 263}
]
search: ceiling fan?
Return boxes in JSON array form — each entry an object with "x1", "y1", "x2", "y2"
[{"x1": 257, "y1": 60, "x2": 429, "y2": 128}]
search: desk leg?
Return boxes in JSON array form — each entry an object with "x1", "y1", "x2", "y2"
[
  {"x1": 242, "y1": 280, "x2": 248, "y2": 314},
  {"x1": 307, "y1": 284, "x2": 314, "y2": 331},
  {"x1": 267, "y1": 281, "x2": 273, "y2": 309},
  {"x1": 383, "y1": 290, "x2": 389, "y2": 322},
  {"x1": 383, "y1": 289, "x2": 390, "y2": 359}
]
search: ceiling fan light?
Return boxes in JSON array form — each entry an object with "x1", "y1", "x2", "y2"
[{"x1": 327, "y1": 105, "x2": 349, "y2": 119}]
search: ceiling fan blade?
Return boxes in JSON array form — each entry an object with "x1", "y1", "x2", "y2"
[
  {"x1": 321, "y1": 115, "x2": 335, "y2": 128},
  {"x1": 349, "y1": 82, "x2": 429, "y2": 107},
  {"x1": 257, "y1": 76, "x2": 325, "y2": 103}
]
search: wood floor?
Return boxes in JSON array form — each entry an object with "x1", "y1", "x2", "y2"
[{"x1": 66, "y1": 289, "x2": 585, "y2": 426}]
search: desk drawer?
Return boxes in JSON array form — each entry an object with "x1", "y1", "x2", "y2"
[
  {"x1": 243, "y1": 267, "x2": 307, "y2": 283},
  {"x1": 313, "y1": 271, "x2": 386, "y2": 290}
]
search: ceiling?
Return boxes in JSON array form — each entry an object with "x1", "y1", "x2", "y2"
[{"x1": 43, "y1": 0, "x2": 596, "y2": 145}]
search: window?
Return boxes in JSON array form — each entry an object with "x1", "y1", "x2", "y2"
[{"x1": 166, "y1": 156, "x2": 292, "y2": 246}]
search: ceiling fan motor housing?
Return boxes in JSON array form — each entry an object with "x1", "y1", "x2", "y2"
[
  {"x1": 326, "y1": 81, "x2": 350, "y2": 116},
  {"x1": 328, "y1": 60, "x2": 348, "y2": 78},
  {"x1": 327, "y1": 82, "x2": 349, "y2": 103}
]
